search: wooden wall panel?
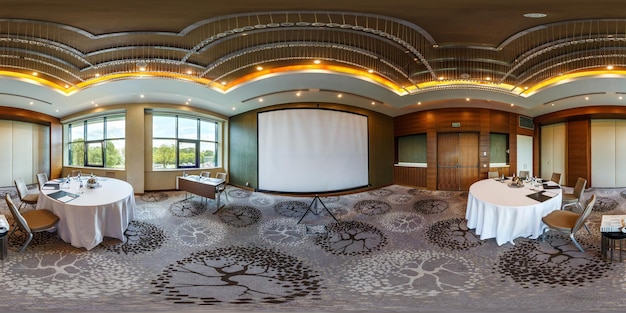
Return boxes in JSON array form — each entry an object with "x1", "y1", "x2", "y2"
[
  {"x1": 566, "y1": 119, "x2": 590, "y2": 186},
  {"x1": 393, "y1": 166, "x2": 427, "y2": 187},
  {"x1": 394, "y1": 107, "x2": 525, "y2": 189}
]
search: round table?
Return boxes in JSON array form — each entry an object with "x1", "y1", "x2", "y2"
[
  {"x1": 465, "y1": 178, "x2": 563, "y2": 246},
  {"x1": 37, "y1": 177, "x2": 135, "y2": 250}
]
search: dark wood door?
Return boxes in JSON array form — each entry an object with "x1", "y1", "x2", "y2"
[{"x1": 437, "y1": 133, "x2": 479, "y2": 190}]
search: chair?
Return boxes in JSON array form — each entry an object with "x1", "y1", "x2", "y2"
[
  {"x1": 488, "y1": 171, "x2": 499, "y2": 179},
  {"x1": 36, "y1": 172, "x2": 49, "y2": 190},
  {"x1": 541, "y1": 194, "x2": 596, "y2": 252},
  {"x1": 550, "y1": 172, "x2": 561, "y2": 185},
  {"x1": 14, "y1": 177, "x2": 39, "y2": 211},
  {"x1": 5, "y1": 194, "x2": 59, "y2": 252},
  {"x1": 71, "y1": 170, "x2": 81, "y2": 177},
  {"x1": 200, "y1": 171, "x2": 212, "y2": 178},
  {"x1": 561, "y1": 177, "x2": 587, "y2": 212},
  {"x1": 215, "y1": 172, "x2": 229, "y2": 202},
  {"x1": 519, "y1": 171, "x2": 529, "y2": 180},
  {"x1": 105, "y1": 171, "x2": 116, "y2": 178}
]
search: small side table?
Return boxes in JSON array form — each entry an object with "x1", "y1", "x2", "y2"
[{"x1": 601, "y1": 231, "x2": 626, "y2": 262}]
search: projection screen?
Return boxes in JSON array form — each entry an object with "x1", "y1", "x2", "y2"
[{"x1": 258, "y1": 109, "x2": 369, "y2": 193}]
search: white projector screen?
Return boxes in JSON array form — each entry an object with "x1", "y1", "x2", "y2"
[{"x1": 258, "y1": 109, "x2": 369, "y2": 193}]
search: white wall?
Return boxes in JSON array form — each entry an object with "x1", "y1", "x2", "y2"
[
  {"x1": 540, "y1": 123, "x2": 565, "y2": 184},
  {"x1": 517, "y1": 135, "x2": 533, "y2": 177},
  {"x1": 0, "y1": 120, "x2": 50, "y2": 187},
  {"x1": 591, "y1": 119, "x2": 626, "y2": 187}
]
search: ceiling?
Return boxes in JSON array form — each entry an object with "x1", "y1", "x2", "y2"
[{"x1": 3, "y1": 0, "x2": 626, "y2": 119}]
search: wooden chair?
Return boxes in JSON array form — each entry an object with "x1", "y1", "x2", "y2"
[
  {"x1": 14, "y1": 177, "x2": 38, "y2": 211},
  {"x1": 5, "y1": 194, "x2": 59, "y2": 252},
  {"x1": 542, "y1": 194, "x2": 596, "y2": 252}
]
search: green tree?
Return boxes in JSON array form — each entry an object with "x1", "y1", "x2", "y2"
[
  {"x1": 154, "y1": 143, "x2": 176, "y2": 168},
  {"x1": 105, "y1": 141, "x2": 124, "y2": 168},
  {"x1": 70, "y1": 140, "x2": 84, "y2": 166}
]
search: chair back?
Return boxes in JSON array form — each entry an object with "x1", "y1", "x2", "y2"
[
  {"x1": 216, "y1": 172, "x2": 227, "y2": 181},
  {"x1": 519, "y1": 171, "x2": 529, "y2": 179},
  {"x1": 36, "y1": 172, "x2": 48, "y2": 190},
  {"x1": 5, "y1": 194, "x2": 31, "y2": 234},
  {"x1": 573, "y1": 177, "x2": 587, "y2": 200},
  {"x1": 551, "y1": 173, "x2": 561, "y2": 184},
  {"x1": 488, "y1": 171, "x2": 499, "y2": 179},
  {"x1": 71, "y1": 170, "x2": 81, "y2": 177},
  {"x1": 573, "y1": 194, "x2": 596, "y2": 233},
  {"x1": 200, "y1": 171, "x2": 212, "y2": 178},
  {"x1": 14, "y1": 177, "x2": 29, "y2": 200}
]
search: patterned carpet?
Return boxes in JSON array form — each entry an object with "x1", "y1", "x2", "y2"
[{"x1": 1, "y1": 184, "x2": 626, "y2": 313}]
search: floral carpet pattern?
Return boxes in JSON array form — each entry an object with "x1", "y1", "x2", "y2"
[{"x1": 1, "y1": 184, "x2": 626, "y2": 313}]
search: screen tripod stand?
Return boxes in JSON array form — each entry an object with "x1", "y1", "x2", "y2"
[{"x1": 297, "y1": 194, "x2": 338, "y2": 224}]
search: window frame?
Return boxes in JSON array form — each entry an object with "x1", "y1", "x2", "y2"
[
  {"x1": 152, "y1": 113, "x2": 219, "y2": 170},
  {"x1": 66, "y1": 114, "x2": 126, "y2": 169}
]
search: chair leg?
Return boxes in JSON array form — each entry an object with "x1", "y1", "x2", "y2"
[
  {"x1": 541, "y1": 228, "x2": 548, "y2": 242},
  {"x1": 570, "y1": 233, "x2": 585, "y2": 252},
  {"x1": 19, "y1": 233, "x2": 33, "y2": 253},
  {"x1": 583, "y1": 224, "x2": 591, "y2": 235}
]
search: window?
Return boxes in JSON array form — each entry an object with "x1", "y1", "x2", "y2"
[
  {"x1": 397, "y1": 134, "x2": 427, "y2": 163},
  {"x1": 152, "y1": 114, "x2": 218, "y2": 169},
  {"x1": 66, "y1": 115, "x2": 126, "y2": 168}
]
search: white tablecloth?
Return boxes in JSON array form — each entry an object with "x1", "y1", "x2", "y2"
[
  {"x1": 37, "y1": 177, "x2": 135, "y2": 250},
  {"x1": 465, "y1": 178, "x2": 562, "y2": 246}
]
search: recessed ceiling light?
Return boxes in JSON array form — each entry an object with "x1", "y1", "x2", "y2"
[
  {"x1": 187, "y1": 70, "x2": 193, "y2": 75},
  {"x1": 221, "y1": 81, "x2": 227, "y2": 85},
  {"x1": 29, "y1": 101, "x2": 33, "y2": 105},
  {"x1": 259, "y1": 98, "x2": 263, "y2": 102},
  {"x1": 313, "y1": 60, "x2": 321, "y2": 64},
  {"x1": 337, "y1": 94, "x2": 342, "y2": 98},
  {"x1": 523, "y1": 13, "x2": 547, "y2": 18},
  {"x1": 510, "y1": 103, "x2": 514, "y2": 107},
  {"x1": 32, "y1": 72, "x2": 38, "y2": 76},
  {"x1": 296, "y1": 92, "x2": 301, "y2": 97},
  {"x1": 620, "y1": 96, "x2": 623, "y2": 100},
  {"x1": 140, "y1": 94, "x2": 145, "y2": 98},
  {"x1": 368, "y1": 69, "x2": 374, "y2": 73},
  {"x1": 585, "y1": 96, "x2": 589, "y2": 100},
  {"x1": 607, "y1": 65, "x2": 614, "y2": 70},
  {"x1": 232, "y1": 107, "x2": 236, "y2": 110},
  {"x1": 466, "y1": 98, "x2": 470, "y2": 101},
  {"x1": 256, "y1": 66, "x2": 263, "y2": 71}
]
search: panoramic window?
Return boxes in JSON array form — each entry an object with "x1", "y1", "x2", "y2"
[
  {"x1": 152, "y1": 114, "x2": 218, "y2": 169},
  {"x1": 66, "y1": 114, "x2": 126, "y2": 168}
]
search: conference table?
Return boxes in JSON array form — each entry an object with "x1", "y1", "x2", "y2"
[
  {"x1": 37, "y1": 176, "x2": 135, "y2": 250},
  {"x1": 466, "y1": 178, "x2": 563, "y2": 246},
  {"x1": 177, "y1": 175, "x2": 225, "y2": 212}
]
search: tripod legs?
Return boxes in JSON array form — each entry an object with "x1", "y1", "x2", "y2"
[{"x1": 297, "y1": 195, "x2": 338, "y2": 224}]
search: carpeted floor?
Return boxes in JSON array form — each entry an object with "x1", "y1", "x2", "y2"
[{"x1": 1, "y1": 183, "x2": 626, "y2": 313}]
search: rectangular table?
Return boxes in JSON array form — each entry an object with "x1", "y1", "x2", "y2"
[{"x1": 177, "y1": 175, "x2": 225, "y2": 212}]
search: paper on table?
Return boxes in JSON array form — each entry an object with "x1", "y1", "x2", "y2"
[
  {"x1": 542, "y1": 191, "x2": 557, "y2": 197},
  {"x1": 57, "y1": 195, "x2": 76, "y2": 203}
]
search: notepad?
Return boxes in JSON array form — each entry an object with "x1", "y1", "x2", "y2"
[
  {"x1": 542, "y1": 183, "x2": 560, "y2": 189},
  {"x1": 526, "y1": 191, "x2": 556, "y2": 203},
  {"x1": 43, "y1": 183, "x2": 60, "y2": 190},
  {"x1": 48, "y1": 190, "x2": 79, "y2": 203}
]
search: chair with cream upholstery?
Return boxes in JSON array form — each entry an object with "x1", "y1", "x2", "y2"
[
  {"x1": 488, "y1": 171, "x2": 499, "y2": 179},
  {"x1": 550, "y1": 173, "x2": 561, "y2": 185},
  {"x1": 541, "y1": 194, "x2": 596, "y2": 253},
  {"x1": 71, "y1": 170, "x2": 81, "y2": 177},
  {"x1": 215, "y1": 172, "x2": 229, "y2": 202},
  {"x1": 36, "y1": 172, "x2": 48, "y2": 191},
  {"x1": 519, "y1": 171, "x2": 529, "y2": 180},
  {"x1": 14, "y1": 177, "x2": 39, "y2": 211},
  {"x1": 200, "y1": 171, "x2": 212, "y2": 178},
  {"x1": 5, "y1": 194, "x2": 60, "y2": 252},
  {"x1": 561, "y1": 177, "x2": 587, "y2": 212}
]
